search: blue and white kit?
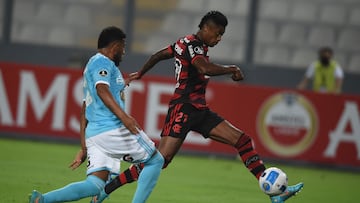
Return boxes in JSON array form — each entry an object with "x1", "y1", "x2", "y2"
[{"x1": 83, "y1": 53, "x2": 155, "y2": 175}]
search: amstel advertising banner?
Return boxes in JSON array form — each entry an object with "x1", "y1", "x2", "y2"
[{"x1": 1, "y1": 62, "x2": 359, "y2": 168}]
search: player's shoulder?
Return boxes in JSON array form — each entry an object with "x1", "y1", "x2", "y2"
[
  {"x1": 87, "y1": 53, "x2": 113, "y2": 70},
  {"x1": 177, "y1": 34, "x2": 203, "y2": 46}
]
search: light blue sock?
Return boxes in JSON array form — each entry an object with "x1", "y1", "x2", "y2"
[
  {"x1": 132, "y1": 151, "x2": 164, "y2": 203},
  {"x1": 43, "y1": 175, "x2": 105, "y2": 203}
]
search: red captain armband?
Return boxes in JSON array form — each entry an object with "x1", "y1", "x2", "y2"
[{"x1": 191, "y1": 55, "x2": 207, "y2": 65}]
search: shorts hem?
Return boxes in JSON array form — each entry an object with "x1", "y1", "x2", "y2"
[{"x1": 87, "y1": 167, "x2": 112, "y2": 175}]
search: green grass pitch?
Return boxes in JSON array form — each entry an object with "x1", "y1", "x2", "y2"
[{"x1": 0, "y1": 138, "x2": 359, "y2": 203}]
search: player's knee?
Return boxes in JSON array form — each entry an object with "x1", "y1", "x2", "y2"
[
  {"x1": 86, "y1": 175, "x2": 106, "y2": 194},
  {"x1": 158, "y1": 152, "x2": 173, "y2": 169},
  {"x1": 162, "y1": 158, "x2": 172, "y2": 169},
  {"x1": 162, "y1": 160, "x2": 170, "y2": 169},
  {"x1": 152, "y1": 151, "x2": 165, "y2": 167}
]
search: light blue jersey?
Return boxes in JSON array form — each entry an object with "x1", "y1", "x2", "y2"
[{"x1": 83, "y1": 53, "x2": 126, "y2": 138}]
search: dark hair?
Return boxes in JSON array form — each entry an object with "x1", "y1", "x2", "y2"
[
  {"x1": 97, "y1": 26, "x2": 126, "y2": 49},
  {"x1": 318, "y1": 46, "x2": 333, "y2": 55},
  {"x1": 198, "y1": 11, "x2": 228, "y2": 29}
]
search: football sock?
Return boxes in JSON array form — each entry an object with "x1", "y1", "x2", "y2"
[
  {"x1": 132, "y1": 151, "x2": 164, "y2": 203},
  {"x1": 235, "y1": 133, "x2": 266, "y2": 180},
  {"x1": 42, "y1": 175, "x2": 105, "y2": 203},
  {"x1": 104, "y1": 163, "x2": 145, "y2": 194}
]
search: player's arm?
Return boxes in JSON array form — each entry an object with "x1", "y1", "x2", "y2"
[
  {"x1": 334, "y1": 66, "x2": 344, "y2": 94},
  {"x1": 297, "y1": 63, "x2": 314, "y2": 90},
  {"x1": 192, "y1": 56, "x2": 244, "y2": 81},
  {"x1": 96, "y1": 83, "x2": 140, "y2": 134},
  {"x1": 79, "y1": 101, "x2": 87, "y2": 152},
  {"x1": 70, "y1": 101, "x2": 88, "y2": 170},
  {"x1": 129, "y1": 47, "x2": 173, "y2": 81},
  {"x1": 334, "y1": 78, "x2": 343, "y2": 94}
]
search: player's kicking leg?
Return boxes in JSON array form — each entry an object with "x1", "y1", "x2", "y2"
[{"x1": 208, "y1": 120, "x2": 303, "y2": 202}]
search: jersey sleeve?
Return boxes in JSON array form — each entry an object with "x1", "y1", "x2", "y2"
[
  {"x1": 91, "y1": 59, "x2": 113, "y2": 87},
  {"x1": 334, "y1": 64, "x2": 344, "y2": 79},
  {"x1": 167, "y1": 44, "x2": 175, "y2": 55},
  {"x1": 305, "y1": 62, "x2": 316, "y2": 78},
  {"x1": 186, "y1": 40, "x2": 206, "y2": 64}
]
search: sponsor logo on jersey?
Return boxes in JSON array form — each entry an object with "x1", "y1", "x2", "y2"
[
  {"x1": 188, "y1": 45, "x2": 195, "y2": 58},
  {"x1": 116, "y1": 75, "x2": 123, "y2": 84},
  {"x1": 257, "y1": 92, "x2": 318, "y2": 157},
  {"x1": 99, "y1": 70, "x2": 108, "y2": 77},
  {"x1": 120, "y1": 91, "x2": 125, "y2": 101},
  {"x1": 194, "y1": 46, "x2": 204, "y2": 55},
  {"x1": 175, "y1": 43, "x2": 184, "y2": 55}
]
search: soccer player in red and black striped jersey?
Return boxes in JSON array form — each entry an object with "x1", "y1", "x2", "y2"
[{"x1": 92, "y1": 11, "x2": 303, "y2": 203}]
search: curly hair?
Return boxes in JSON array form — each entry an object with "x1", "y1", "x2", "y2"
[
  {"x1": 198, "y1": 11, "x2": 228, "y2": 29},
  {"x1": 98, "y1": 26, "x2": 126, "y2": 49}
]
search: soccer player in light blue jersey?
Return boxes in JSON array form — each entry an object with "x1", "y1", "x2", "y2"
[{"x1": 29, "y1": 26, "x2": 164, "y2": 203}]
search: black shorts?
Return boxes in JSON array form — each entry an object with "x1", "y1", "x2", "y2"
[{"x1": 161, "y1": 103, "x2": 224, "y2": 139}]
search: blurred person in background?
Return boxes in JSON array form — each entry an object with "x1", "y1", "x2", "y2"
[{"x1": 297, "y1": 47, "x2": 344, "y2": 94}]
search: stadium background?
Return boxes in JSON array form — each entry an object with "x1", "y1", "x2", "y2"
[{"x1": 0, "y1": 0, "x2": 360, "y2": 202}]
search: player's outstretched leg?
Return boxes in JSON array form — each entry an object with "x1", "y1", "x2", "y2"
[
  {"x1": 234, "y1": 134, "x2": 304, "y2": 201},
  {"x1": 209, "y1": 121, "x2": 304, "y2": 202},
  {"x1": 270, "y1": 182, "x2": 304, "y2": 203},
  {"x1": 30, "y1": 175, "x2": 105, "y2": 203}
]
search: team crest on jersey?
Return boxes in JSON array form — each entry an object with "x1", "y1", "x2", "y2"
[
  {"x1": 194, "y1": 46, "x2": 204, "y2": 54},
  {"x1": 99, "y1": 70, "x2": 108, "y2": 77},
  {"x1": 116, "y1": 76, "x2": 123, "y2": 84}
]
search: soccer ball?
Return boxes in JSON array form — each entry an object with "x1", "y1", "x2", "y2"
[{"x1": 259, "y1": 167, "x2": 288, "y2": 195}]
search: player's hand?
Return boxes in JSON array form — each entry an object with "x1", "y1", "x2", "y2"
[
  {"x1": 125, "y1": 72, "x2": 141, "y2": 86},
  {"x1": 130, "y1": 72, "x2": 141, "y2": 80},
  {"x1": 123, "y1": 115, "x2": 141, "y2": 134},
  {"x1": 230, "y1": 66, "x2": 244, "y2": 81},
  {"x1": 69, "y1": 149, "x2": 87, "y2": 170}
]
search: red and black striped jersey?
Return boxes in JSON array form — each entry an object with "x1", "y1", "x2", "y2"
[{"x1": 167, "y1": 34, "x2": 209, "y2": 109}]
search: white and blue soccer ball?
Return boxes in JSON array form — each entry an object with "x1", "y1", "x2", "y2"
[{"x1": 259, "y1": 167, "x2": 288, "y2": 195}]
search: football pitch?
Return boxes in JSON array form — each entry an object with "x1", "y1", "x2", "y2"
[{"x1": 0, "y1": 138, "x2": 359, "y2": 203}]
